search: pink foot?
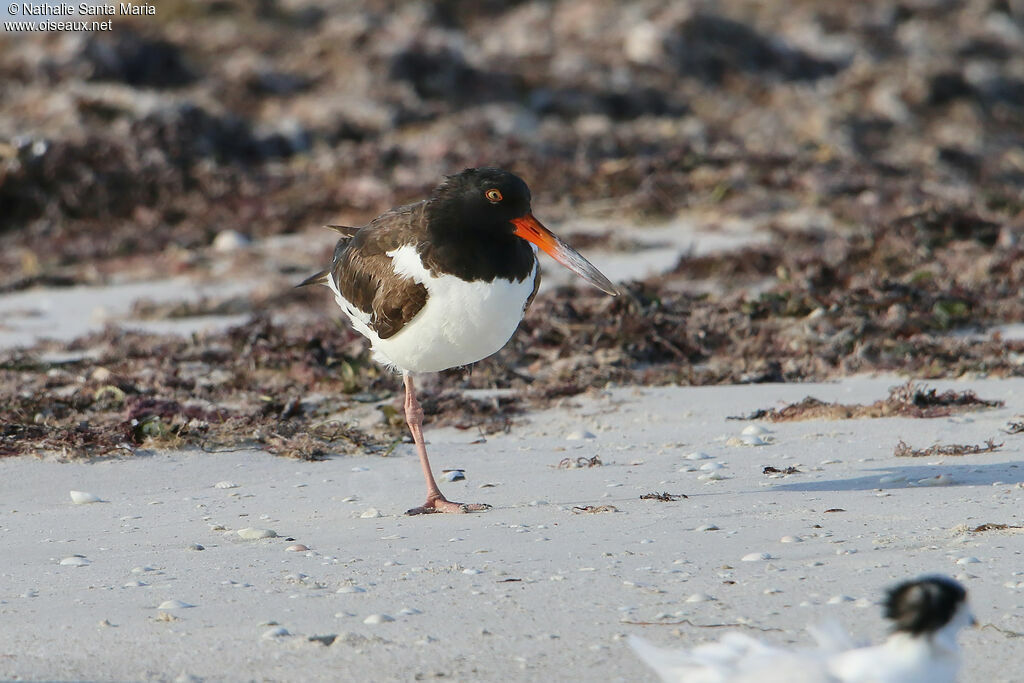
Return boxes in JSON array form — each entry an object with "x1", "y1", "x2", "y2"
[{"x1": 406, "y1": 497, "x2": 492, "y2": 516}]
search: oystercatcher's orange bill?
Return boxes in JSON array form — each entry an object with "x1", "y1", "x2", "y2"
[{"x1": 511, "y1": 214, "x2": 618, "y2": 296}]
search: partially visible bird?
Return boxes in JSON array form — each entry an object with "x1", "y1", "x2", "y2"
[
  {"x1": 629, "y1": 575, "x2": 975, "y2": 683},
  {"x1": 299, "y1": 168, "x2": 617, "y2": 514}
]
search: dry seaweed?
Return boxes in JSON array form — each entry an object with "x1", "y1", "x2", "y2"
[
  {"x1": 762, "y1": 466, "x2": 800, "y2": 475},
  {"x1": 5, "y1": 2, "x2": 1024, "y2": 460},
  {"x1": 894, "y1": 438, "x2": 1003, "y2": 458},
  {"x1": 556, "y1": 456, "x2": 603, "y2": 469},
  {"x1": 730, "y1": 382, "x2": 1004, "y2": 422},
  {"x1": 640, "y1": 491, "x2": 687, "y2": 501},
  {"x1": 970, "y1": 523, "x2": 1024, "y2": 533},
  {"x1": 571, "y1": 505, "x2": 618, "y2": 514},
  {"x1": 1004, "y1": 420, "x2": 1024, "y2": 435}
]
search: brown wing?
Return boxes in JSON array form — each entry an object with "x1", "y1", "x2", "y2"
[{"x1": 331, "y1": 202, "x2": 429, "y2": 340}]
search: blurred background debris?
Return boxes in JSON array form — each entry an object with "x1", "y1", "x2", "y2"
[{"x1": 2, "y1": 0, "x2": 1023, "y2": 457}]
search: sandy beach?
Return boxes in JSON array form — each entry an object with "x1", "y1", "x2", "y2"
[{"x1": 2, "y1": 376, "x2": 1022, "y2": 682}]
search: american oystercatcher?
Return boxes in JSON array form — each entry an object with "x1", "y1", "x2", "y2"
[
  {"x1": 629, "y1": 575, "x2": 975, "y2": 683},
  {"x1": 300, "y1": 168, "x2": 617, "y2": 514}
]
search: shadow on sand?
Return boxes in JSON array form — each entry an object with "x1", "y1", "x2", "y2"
[{"x1": 770, "y1": 461, "x2": 1023, "y2": 492}]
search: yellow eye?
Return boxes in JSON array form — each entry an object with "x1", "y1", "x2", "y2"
[{"x1": 485, "y1": 189, "x2": 503, "y2": 202}]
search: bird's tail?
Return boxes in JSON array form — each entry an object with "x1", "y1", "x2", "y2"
[
  {"x1": 296, "y1": 270, "x2": 330, "y2": 288},
  {"x1": 295, "y1": 224, "x2": 360, "y2": 288}
]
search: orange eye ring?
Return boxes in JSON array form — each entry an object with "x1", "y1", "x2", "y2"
[{"x1": 485, "y1": 189, "x2": 503, "y2": 203}]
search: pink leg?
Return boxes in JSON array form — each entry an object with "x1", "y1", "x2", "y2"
[{"x1": 403, "y1": 372, "x2": 490, "y2": 515}]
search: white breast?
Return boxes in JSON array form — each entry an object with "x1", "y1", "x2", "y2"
[{"x1": 329, "y1": 244, "x2": 538, "y2": 373}]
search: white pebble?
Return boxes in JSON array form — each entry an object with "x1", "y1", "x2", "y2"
[
  {"x1": 685, "y1": 451, "x2": 712, "y2": 460},
  {"x1": 213, "y1": 481, "x2": 238, "y2": 489},
  {"x1": 285, "y1": 544, "x2": 309, "y2": 552},
  {"x1": 212, "y1": 229, "x2": 250, "y2": 252},
  {"x1": 59, "y1": 556, "x2": 90, "y2": 566},
  {"x1": 462, "y1": 568, "x2": 483, "y2": 575},
  {"x1": 157, "y1": 600, "x2": 194, "y2": 610},
  {"x1": 565, "y1": 429, "x2": 596, "y2": 440},
  {"x1": 741, "y1": 552, "x2": 771, "y2": 562},
  {"x1": 741, "y1": 435, "x2": 768, "y2": 446},
  {"x1": 741, "y1": 425, "x2": 770, "y2": 436},
  {"x1": 699, "y1": 462, "x2": 725, "y2": 471},
  {"x1": 69, "y1": 491, "x2": 101, "y2": 504},
  {"x1": 828, "y1": 595, "x2": 854, "y2": 604},
  {"x1": 262, "y1": 626, "x2": 290, "y2": 639},
  {"x1": 442, "y1": 470, "x2": 465, "y2": 482},
  {"x1": 363, "y1": 614, "x2": 395, "y2": 624},
  {"x1": 360, "y1": 508, "x2": 382, "y2": 519},
  {"x1": 237, "y1": 528, "x2": 277, "y2": 540}
]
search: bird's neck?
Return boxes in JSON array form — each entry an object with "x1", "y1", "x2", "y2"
[{"x1": 422, "y1": 214, "x2": 535, "y2": 283}]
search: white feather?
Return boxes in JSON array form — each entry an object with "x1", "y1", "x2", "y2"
[{"x1": 329, "y1": 244, "x2": 537, "y2": 373}]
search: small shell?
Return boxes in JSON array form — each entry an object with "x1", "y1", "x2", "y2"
[
  {"x1": 685, "y1": 451, "x2": 711, "y2": 460},
  {"x1": 685, "y1": 593, "x2": 714, "y2": 603},
  {"x1": 237, "y1": 528, "x2": 277, "y2": 540},
  {"x1": 157, "y1": 600, "x2": 194, "y2": 610},
  {"x1": 695, "y1": 524, "x2": 719, "y2": 532},
  {"x1": 363, "y1": 614, "x2": 395, "y2": 624},
  {"x1": 285, "y1": 544, "x2": 309, "y2": 552},
  {"x1": 214, "y1": 481, "x2": 239, "y2": 489},
  {"x1": 741, "y1": 552, "x2": 771, "y2": 562},
  {"x1": 262, "y1": 626, "x2": 290, "y2": 639},
  {"x1": 956, "y1": 557, "x2": 981, "y2": 565},
  {"x1": 780, "y1": 535, "x2": 802, "y2": 543},
  {"x1": 828, "y1": 595, "x2": 854, "y2": 604},
  {"x1": 741, "y1": 425, "x2": 770, "y2": 436},
  {"x1": 70, "y1": 490, "x2": 101, "y2": 504},
  {"x1": 359, "y1": 508, "x2": 382, "y2": 519},
  {"x1": 59, "y1": 556, "x2": 90, "y2": 566}
]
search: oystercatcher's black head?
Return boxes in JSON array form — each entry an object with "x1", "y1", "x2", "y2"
[
  {"x1": 428, "y1": 168, "x2": 618, "y2": 295},
  {"x1": 430, "y1": 167, "x2": 533, "y2": 231},
  {"x1": 884, "y1": 575, "x2": 974, "y2": 636}
]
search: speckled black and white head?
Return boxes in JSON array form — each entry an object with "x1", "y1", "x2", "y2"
[{"x1": 884, "y1": 576, "x2": 975, "y2": 638}]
